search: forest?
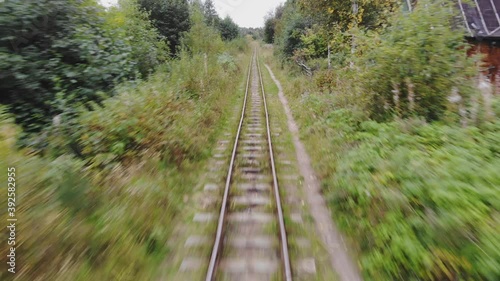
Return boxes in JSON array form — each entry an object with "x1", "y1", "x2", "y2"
[{"x1": 0, "y1": 0, "x2": 498, "y2": 280}]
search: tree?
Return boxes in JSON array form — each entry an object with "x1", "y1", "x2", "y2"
[
  {"x1": 299, "y1": 0, "x2": 399, "y2": 32},
  {"x1": 272, "y1": 1, "x2": 311, "y2": 58},
  {"x1": 241, "y1": 27, "x2": 263, "y2": 40},
  {"x1": 264, "y1": 14, "x2": 275, "y2": 43},
  {"x1": 138, "y1": 0, "x2": 191, "y2": 55},
  {"x1": 218, "y1": 16, "x2": 239, "y2": 41},
  {"x1": 0, "y1": 0, "x2": 135, "y2": 135},
  {"x1": 181, "y1": 6, "x2": 224, "y2": 54},
  {"x1": 107, "y1": 0, "x2": 169, "y2": 76},
  {"x1": 203, "y1": 0, "x2": 219, "y2": 27}
]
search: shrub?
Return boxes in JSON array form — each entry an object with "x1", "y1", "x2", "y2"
[
  {"x1": 76, "y1": 10, "x2": 239, "y2": 169},
  {"x1": 0, "y1": 0, "x2": 136, "y2": 135},
  {"x1": 0, "y1": 5, "x2": 246, "y2": 280},
  {"x1": 106, "y1": 0, "x2": 169, "y2": 77},
  {"x1": 326, "y1": 119, "x2": 500, "y2": 280},
  {"x1": 0, "y1": 117, "x2": 183, "y2": 280},
  {"x1": 265, "y1": 48, "x2": 499, "y2": 281},
  {"x1": 359, "y1": 0, "x2": 478, "y2": 121}
]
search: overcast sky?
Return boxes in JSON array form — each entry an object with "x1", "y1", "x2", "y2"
[{"x1": 99, "y1": 0, "x2": 284, "y2": 28}]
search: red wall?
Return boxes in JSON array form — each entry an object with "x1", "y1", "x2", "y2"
[{"x1": 468, "y1": 40, "x2": 500, "y2": 94}]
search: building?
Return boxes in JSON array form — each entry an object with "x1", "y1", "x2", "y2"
[
  {"x1": 458, "y1": 0, "x2": 500, "y2": 93},
  {"x1": 404, "y1": 0, "x2": 500, "y2": 93}
]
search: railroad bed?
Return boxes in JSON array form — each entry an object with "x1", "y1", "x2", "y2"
[
  {"x1": 204, "y1": 50, "x2": 291, "y2": 281},
  {"x1": 163, "y1": 47, "x2": 351, "y2": 281}
]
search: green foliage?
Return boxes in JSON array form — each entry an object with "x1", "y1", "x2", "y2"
[
  {"x1": 182, "y1": 7, "x2": 225, "y2": 54},
  {"x1": 199, "y1": 0, "x2": 240, "y2": 42},
  {"x1": 0, "y1": 6, "x2": 246, "y2": 280},
  {"x1": 77, "y1": 11, "x2": 238, "y2": 169},
  {"x1": 225, "y1": 37, "x2": 249, "y2": 54},
  {"x1": 299, "y1": 0, "x2": 399, "y2": 31},
  {"x1": 137, "y1": 0, "x2": 191, "y2": 55},
  {"x1": 326, "y1": 119, "x2": 500, "y2": 280},
  {"x1": 263, "y1": 3, "x2": 286, "y2": 45},
  {"x1": 241, "y1": 27, "x2": 263, "y2": 40},
  {"x1": 78, "y1": 72, "x2": 203, "y2": 167},
  {"x1": 217, "y1": 52, "x2": 238, "y2": 72},
  {"x1": 358, "y1": 0, "x2": 478, "y2": 121},
  {"x1": 264, "y1": 14, "x2": 276, "y2": 43},
  {"x1": 0, "y1": 122, "x2": 186, "y2": 280},
  {"x1": 297, "y1": 24, "x2": 330, "y2": 60},
  {"x1": 272, "y1": 0, "x2": 399, "y2": 61},
  {"x1": 275, "y1": 4, "x2": 311, "y2": 58},
  {"x1": 203, "y1": 0, "x2": 219, "y2": 27},
  {"x1": 264, "y1": 41, "x2": 500, "y2": 281},
  {"x1": 272, "y1": 0, "x2": 479, "y2": 122},
  {"x1": 106, "y1": 0, "x2": 169, "y2": 76},
  {"x1": 0, "y1": 0, "x2": 136, "y2": 135},
  {"x1": 0, "y1": 115, "x2": 99, "y2": 280},
  {"x1": 219, "y1": 16, "x2": 240, "y2": 41}
]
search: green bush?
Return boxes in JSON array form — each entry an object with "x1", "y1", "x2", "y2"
[
  {"x1": 0, "y1": 111, "x2": 100, "y2": 280},
  {"x1": 76, "y1": 10, "x2": 239, "y2": 169},
  {"x1": 0, "y1": 6, "x2": 246, "y2": 280},
  {"x1": 326, "y1": 119, "x2": 499, "y2": 280},
  {"x1": 106, "y1": 0, "x2": 169, "y2": 76},
  {"x1": 0, "y1": 123, "x2": 183, "y2": 280},
  {"x1": 358, "y1": 0, "x2": 478, "y2": 121},
  {"x1": 0, "y1": 0, "x2": 136, "y2": 135},
  {"x1": 264, "y1": 47, "x2": 499, "y2": 281}
]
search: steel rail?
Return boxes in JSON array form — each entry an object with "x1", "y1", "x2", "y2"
[
  {"x1": 256, "y1": 50, "x2": 293, "y2": 281},
  {"x1": 205, "y1": 49, "x2": 255, "y2": 281},
  {"x1": 205, "y1": 48, "x2": 292, "y2": 281}
]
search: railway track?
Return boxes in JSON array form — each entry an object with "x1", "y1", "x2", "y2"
[{"x1": 205, "y1": 50, "x2": 292, "y2": 281}]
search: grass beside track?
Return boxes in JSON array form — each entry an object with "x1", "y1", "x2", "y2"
[
  {"x1": 0, "y1": 32, "x2": 249, "y2": 281},
  {"x1": 259, "y1": 45, "x2": 500, "y2": 281},
  {"x1": 155, "y1": 49, "x2": 252, "y2": 281}
]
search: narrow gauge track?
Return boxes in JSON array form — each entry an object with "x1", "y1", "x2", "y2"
[{"x1": 205, "y1": 50, "x2": 292, "y2": 281}]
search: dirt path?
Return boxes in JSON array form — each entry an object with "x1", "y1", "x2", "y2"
[{"x1": 264, "y1": 64, "x2": 363, "y2": 281}]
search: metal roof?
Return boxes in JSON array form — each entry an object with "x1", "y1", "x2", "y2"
[{"x1": 458, "y1": 0, "x2": 500, "y2": 38}]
